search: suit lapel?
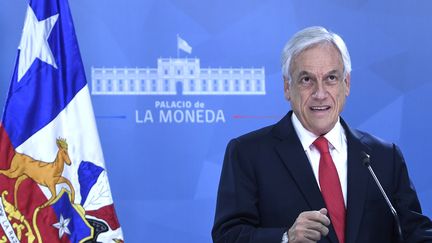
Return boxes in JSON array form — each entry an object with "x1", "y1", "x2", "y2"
[
  {"x1": 275, "y1": 138, "x2": 324, "y2": 210},
  {"x1": 342, "y1": 120, "x2": 370, "y2": 243},
  {"x1": 273, "y1": 112, "x2": 339, "y2": 243}
]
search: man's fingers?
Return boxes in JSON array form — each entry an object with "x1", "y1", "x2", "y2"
[
  {"x1": 299, "y1": 210, "x2": 330, "y2": 226},
  {"x1": 288, "y1": 210, "x2": 330, "y2": 242},
  {"x1": 303, "y1": 228, "x2": 324, "y2": 241},
  {"x1": 304, "y1": 220, "x2": 329, "y2": 236},
  {"x1": 318, "y1": 208, "x2": 331, "y2": 226},
  {"x1": 289, "y1": 223, "x2": 327, "y2": 242},
  {"x1": 319, "y1": 208, "x2": 327, "y2": 215}
]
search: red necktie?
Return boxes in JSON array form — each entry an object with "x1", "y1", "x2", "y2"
[{"x1": 313, "y1": 136, "x2": 346, "y2": 243}]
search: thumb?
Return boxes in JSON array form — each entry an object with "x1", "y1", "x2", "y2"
[{"x1": 319, "y1": 208, "x2": 328, "y2": 215}]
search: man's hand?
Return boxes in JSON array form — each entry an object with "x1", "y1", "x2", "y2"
[{"x1": 288, "y1": 208, "x2": 330, "y2": 243}]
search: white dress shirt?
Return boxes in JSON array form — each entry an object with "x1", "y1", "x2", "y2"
[
  {"x1": 282, "y1": 113, "x2": 348, "y2": 243},
  {"x1": 291, "y1": 113, "x2": 348, "y2": 206}
]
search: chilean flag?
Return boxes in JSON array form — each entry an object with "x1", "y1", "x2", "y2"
[{"x1": 0, "y1": 0, "x2": 123, "y2": 242}]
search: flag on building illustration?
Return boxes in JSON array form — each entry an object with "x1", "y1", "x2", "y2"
[
  {"x1": 0, "y1": 0, "x2": 123, "y2": 242},
  {"x1": 177, "y1": 35, "x2": 192, "y2": 54}
]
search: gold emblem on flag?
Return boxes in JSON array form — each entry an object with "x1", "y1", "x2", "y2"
[
  {"x1": 0, "y1": 138, "x2": 75, "y2": 209},
  {"x1": 0, "y1": 138, "x2": 84, "y2": 242}
]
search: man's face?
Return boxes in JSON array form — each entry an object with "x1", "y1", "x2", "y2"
[{"x1": 284, "y1": 43, "x2": 350, "y2": 136}]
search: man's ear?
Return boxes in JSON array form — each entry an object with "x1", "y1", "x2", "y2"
[
  {"x1": 344, "y1": 73, "x2": 351, "y2": 96},
  {"x1": 284, "y1": 78, "x2": 291, "y2": 101}
]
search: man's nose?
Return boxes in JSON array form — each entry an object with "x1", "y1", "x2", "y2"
[{"x1": 312, "y1": 82, "x2": 327, "y2": 99}]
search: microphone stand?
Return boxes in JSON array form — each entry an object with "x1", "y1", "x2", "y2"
[{"x1": 362, "y1": 152, "x2": 404, "y2": 243}]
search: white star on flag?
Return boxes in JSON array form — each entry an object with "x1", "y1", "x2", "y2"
[
  {"x1": 52, "y1": 214, "x2": 71, "y2": 239},
  {"x1": 17, "y1": 5, "x2": 59, "y2": 82}
]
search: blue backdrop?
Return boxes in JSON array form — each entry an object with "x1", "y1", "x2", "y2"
[{"x1": 1, "y1": 0, "x2": 431, "y2": 242}]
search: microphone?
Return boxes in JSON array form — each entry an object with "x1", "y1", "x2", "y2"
[{"x1": 361, "y1": 152, "x2": 404, "y2": 243}]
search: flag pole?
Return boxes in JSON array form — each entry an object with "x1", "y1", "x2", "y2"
[{"x1": 176, "y1": 34, "x2": 179, "y2": 58}]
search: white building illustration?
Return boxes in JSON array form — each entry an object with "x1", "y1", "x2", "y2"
[{"x1": 91, "y1": 58, "x2": 265, "y2": 95}]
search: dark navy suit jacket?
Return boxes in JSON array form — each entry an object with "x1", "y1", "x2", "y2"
[{"x1": 212, "y1": 111, "x2": 432, "y2": 243}]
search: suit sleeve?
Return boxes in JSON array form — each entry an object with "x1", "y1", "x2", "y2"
[
  {"x1": 212, "y1": 139, "x2": 286, "y2": 243},
  {"x1": 392, "y1": 144, "x2": 432, "y2": 242}
]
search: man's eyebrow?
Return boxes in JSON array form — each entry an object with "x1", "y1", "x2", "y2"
[
  {"x1": 326, "y1": 70, "x2": 342, "y2": 75},
  {"x1": 293, "y1": 69, "x2": 343, "y2": 79},
  {"x1": 295, "y1": 70, "x2": 312, "y2": 78}
]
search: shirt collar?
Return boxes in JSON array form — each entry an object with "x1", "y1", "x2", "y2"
[{"x1": 291, "y1": 112, "x2": 345, "y2": 152}]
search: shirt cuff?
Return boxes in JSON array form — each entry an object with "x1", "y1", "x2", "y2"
[{"x1": 281, "y1": 231, "x2": 288, "y2": 243}]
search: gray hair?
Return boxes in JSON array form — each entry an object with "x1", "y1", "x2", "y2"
[{"x1": 281, "y1": 26, "x2": 351, "y2": 82}]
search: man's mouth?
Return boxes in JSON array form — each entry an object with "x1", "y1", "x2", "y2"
[{"x1": 310, "y1": 105, "x2": 331, "y2": 111}]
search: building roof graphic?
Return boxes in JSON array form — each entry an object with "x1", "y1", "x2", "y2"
[{"x1": 91, "y1": 58, "x2": 265, "y2": 95}]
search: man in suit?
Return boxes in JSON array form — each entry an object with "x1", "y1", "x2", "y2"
[{"x1": 212, "y1": 26, "x2": 432, "y2": 243}]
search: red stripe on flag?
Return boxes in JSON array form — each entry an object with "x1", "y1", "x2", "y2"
[
  {"x1": 87, "y1": 204, "x2": 121, "y2": 230},
  {"x1": 0, "y1": 125, "x2": 15, "y2": 168},
  {"x1": 0, "y1": 125, "x2": 66, "y2": 242}
]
